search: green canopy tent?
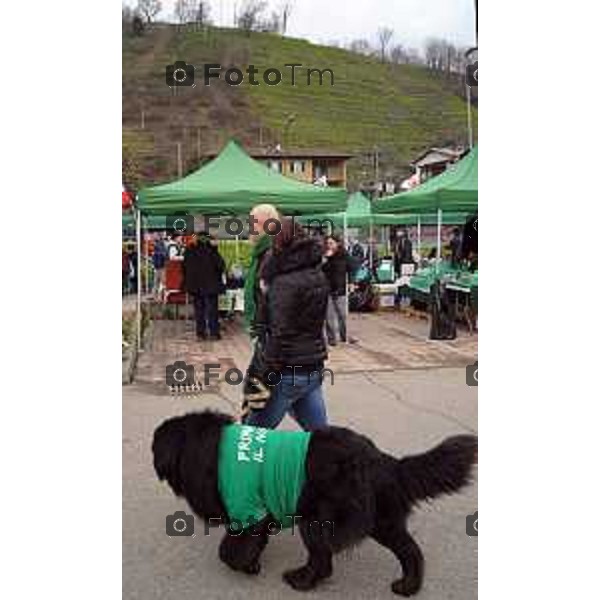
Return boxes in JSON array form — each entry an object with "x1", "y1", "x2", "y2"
[
  {"x1": 137, "y1": 139, "x2": 346, "y2": 215},
  {"x1": 299, "y1": 191, "x2": 467, "y2": 264},
  {"x1": 372, "y1": 146, "x2": 478, "y2": 215},
  {"x1": 299, "y1": 191, "x2": 467, "y2": 228},
  {"x1": 372, "y1": 146, "x2": 478, "y2": 260},
  {"x1": 122, "y1": 214, "x2": 167, "y2": 230},
  {"x1": 132, "y1": 140, "x2": 347, "y2": 347},
  {"x1": 299, "y1": 191, "x2": 418, "y2": 228}
]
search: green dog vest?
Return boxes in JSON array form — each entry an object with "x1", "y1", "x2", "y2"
[{"x1": 218, "y1": 424, "x2": 312, "y2": 530}]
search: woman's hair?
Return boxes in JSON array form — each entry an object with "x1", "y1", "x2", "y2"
[
  {"x1": 272, "y1": 218, "x2": 305, "y2": 254},
  {"x1": 325, "y1": 234, "x2": 342, "y2": 245},
  {"x1": 325, "y1": 234, "x2": 344, "y2": 255}
]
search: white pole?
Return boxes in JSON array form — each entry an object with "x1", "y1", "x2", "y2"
[
  {"x1": 343, "y1": 211, "x2": 349, "y2": 321},
  {"x1": 417, "y1": 215, "x2": 422, "y2": 263},
  {"x1": 143, "y1": 215, "x2": 148, "y2": 295},
  {"x1": 466, "y1": 84, "x2": 473, "y2": 150},
  {"x1": 369, "y1": 219, "x2": 373, "y2": 271},
  {"x1": 136, "y1": 208, "x2": 142, "y2": 350},
  {"x1": 436, "y1": 208, "x2": 442, "y2": 265}
]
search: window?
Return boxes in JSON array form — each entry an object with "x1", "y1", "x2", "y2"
[
  {"x1": 268, "y1": 160, "x2": 281, "y2": 173},
  {"x1": 292, "y1": 160, "x2": 305, "y2": 174}
]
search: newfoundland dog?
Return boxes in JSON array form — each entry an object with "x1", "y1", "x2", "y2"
[{"x1": 152, "y1": 411, "x2": 476, "y2": 596}]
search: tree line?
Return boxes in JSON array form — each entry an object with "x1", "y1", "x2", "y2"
[
  {"x1": 350, "y1": 27, "x2": 473, "y2": 76},
  {"x1": 122, "y1": 0, "x2": 472, "y2": 79},
  {"x1": 122, "y1": 1, "x2": 294, "y2": 36}
]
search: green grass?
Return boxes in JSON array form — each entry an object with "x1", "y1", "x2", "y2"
[{"x1": 123, "y1": 26, "x2": 477, "y2": 188}]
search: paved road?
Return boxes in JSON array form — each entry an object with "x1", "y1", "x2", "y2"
[{"x1": 123, "y1": 354, "x2": 477, "y2": 600}]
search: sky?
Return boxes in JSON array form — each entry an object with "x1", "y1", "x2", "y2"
[{"x1": 134, "y1": 0, "x2": 477, "y2": 52}]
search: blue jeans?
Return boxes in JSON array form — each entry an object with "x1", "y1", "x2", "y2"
[{"x1": 244, "y1": 372, "x2": 328, "y2": 431}]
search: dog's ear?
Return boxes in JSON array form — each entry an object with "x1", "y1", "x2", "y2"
[{"x1": 152, "y1": 416, "x2": 187, "y2": 495}]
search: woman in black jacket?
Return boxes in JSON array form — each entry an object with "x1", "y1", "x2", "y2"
[
  {"x1": 322, "y1": 235, "x2": 348, "y2": 345},
  {"x1": 243, "y1": 219, "x2": 329, "y2": 430}
]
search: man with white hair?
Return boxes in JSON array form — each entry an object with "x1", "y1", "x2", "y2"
[
  {"x1": 242, "y1": 203, "x2": 279, "y2": 419},
  {"x1": 244, "y1": 203, "x2": 280, "y2": 332}
]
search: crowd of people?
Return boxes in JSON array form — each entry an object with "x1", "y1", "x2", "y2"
[{"x1": 123, "y1": 205, "x2": 476, "y2": 431}]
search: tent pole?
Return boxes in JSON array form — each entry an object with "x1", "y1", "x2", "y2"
[
  {"x1": 436, "y1": 208, "x2": 442, "y2": 267},
  {"x1": 417, "y1": 215, "x2": 422, "y2": 264},
  {"x1": 136, "y1": 208, "x2": 142, "y2": 351},
  {"x1": 466, "y1": 82, "x2": 474, "y2": 150},
  {"x1": 343, "y1": 212, "x2": 349, "y2": 327},
  {"x1": 369, "y1": 219, "x2": 373, "y2": 271},
  {"x1": 143, "y1": 215, "x2": 148, "y2": 295},
  {"x1": 386, "y1": 225, "x2": 390, "y2": 255}
]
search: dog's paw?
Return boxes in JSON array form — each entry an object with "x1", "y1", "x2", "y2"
[
  {"x1": 391, "y1": 577, "x2": 421, "y2": 596},
  {"x1": 283, "y1": 566, "x2": 319, "y2": 591}
]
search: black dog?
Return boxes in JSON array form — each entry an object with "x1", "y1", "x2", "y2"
[{"x1": 152, "y1": 411, "x2": 477, "y2": 596}]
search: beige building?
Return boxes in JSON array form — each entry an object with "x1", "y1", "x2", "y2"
[{"x1": 205, "y1": 147, "x2": 352, "y2": 188}]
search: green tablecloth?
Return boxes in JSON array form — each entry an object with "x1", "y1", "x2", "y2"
[{"x1": 407, "y1": 265, "x2": 478, "y2": 305}]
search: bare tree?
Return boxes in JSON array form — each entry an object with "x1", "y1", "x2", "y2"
[
  {"x1": 176, "y1": 1, "x2": 211, "y2": 30},
  {"x1": 377, "y1": 27, "x2": 393, "y2": 62},
  {"x1": 348, "y1": 38, "x2": 374, "y2": 57},
  {"x1": 280, "y1": 1, "x2": 293, "y2": 34},
  {"x1": 264, "y1": 10, "x2": 281, "y2": 33},
  {"x1": 237, "y1": 0, "x2": 267, "y2": 33},
  {"x1": 123, "y1": 3, "x2": 145, "y2": 36},
  {"x1": 425, "y1": 38, "x2": 445, "y2": 71},
  {"x1": 122, "y1": 3, "x2": 134, "y2": 25},
  {"x1": 389, "y1": 44, "x2": 407, "y2": 64},
  {"x1": 424, "y1": 38, "x2": 464, "y2": 75},
  {"x1": 404, "y1": 47, "x2": 423, "y2": 65},
  {"x1": 137, "y1": 0, "x2": 162, "y2": 23},
  {"x1": 195, "y1": 0, "x2": 211, "y2": 26},
  {"x1": 174, "y1": 0, "x2": 191, "y2": 27}
]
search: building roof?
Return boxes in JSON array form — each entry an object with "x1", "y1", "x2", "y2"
[
  {"x1": 204, "y1": 146, "x2": 353, "y2": 160},
  {"x1": 411, "y1": 147, "x2": 466, "y2": 168}
]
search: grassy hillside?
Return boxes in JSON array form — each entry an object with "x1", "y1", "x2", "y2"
[{"x1": 122, "y1": 25, "x2": 477, "y2": 189}]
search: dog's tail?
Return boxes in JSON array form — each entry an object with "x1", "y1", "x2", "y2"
[{"x1": 394, "y1": 435, "x2": 477, "y2": 506}]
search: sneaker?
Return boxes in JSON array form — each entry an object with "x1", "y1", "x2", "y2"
[
  {"x1": 207, "y1": 332, "x2": 222, "y2": 341},
  {"x1": 196, "y1": 332, "x2": 206, "y2": 341}
]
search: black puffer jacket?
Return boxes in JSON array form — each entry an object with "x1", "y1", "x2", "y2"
[
  {"x1": 262, "y1": 238, "x2": 328, "y2": 369},
  {"x1": 183, "y1": 241, "x2": 225, "y2": 295},
  {"x1": 322, "y1": 251, "x2": 349, "y2": 296}
]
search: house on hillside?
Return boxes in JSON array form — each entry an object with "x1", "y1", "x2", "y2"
[
  {"x1": 205, "y1": 145, "x2": 352, "y2": 188},
  {"x1": 411, "y1": 146, "x2": 466, "y2": 182}
]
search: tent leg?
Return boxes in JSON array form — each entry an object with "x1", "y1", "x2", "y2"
[
  {"x1": 136, "y1": 209, "x2": 142, "y2": 351},
  {"x1": 343, "y1": 212, "x2": 349, "y2": 334},
  {"x1": 143, "y1": 216, "x2": 148, "y2": 295},
  {"x1": 417, "y1": 216, "x2": 422, "y2": 264},
  {"x1": 436, "y1": 208, "x2": 442, "y2": 270},
  {"x1": 369, "y1": 220, "x2": 373, "y2": 271}
]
